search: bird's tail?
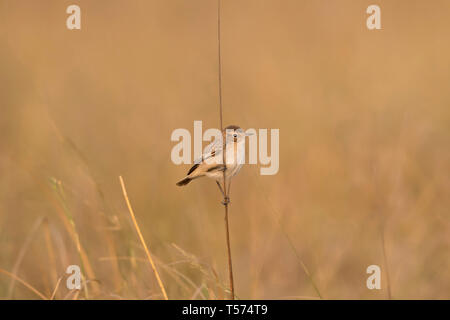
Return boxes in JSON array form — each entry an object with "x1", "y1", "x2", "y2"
[{"x1": 176, "y1": 176, "x2": 192, "y2": 186}]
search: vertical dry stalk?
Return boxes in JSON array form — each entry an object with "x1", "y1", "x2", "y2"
[
  {"x1": 43, "y1": 218, "x2": 58, "y2": 293},
  {"x1": 119, "y1": 176, "x2": 168, "y2": 300},
  {"x1": 54, "y1": 180, "x2": 90, "y2": 298},
  {"x1": 217, "y1": 0, "x2": 235, "y2": 300},
  {"x1": 222, "y1": 203, "x2": 234, "y2": 299}
]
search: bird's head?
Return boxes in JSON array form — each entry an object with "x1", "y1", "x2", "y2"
[{"x1": 223, "y1": 125, "x2": 253, "y2": 143}]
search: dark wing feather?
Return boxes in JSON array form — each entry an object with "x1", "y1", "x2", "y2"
[{"x1": 187, "y1": 163, "x2": 199, "y2": 175}]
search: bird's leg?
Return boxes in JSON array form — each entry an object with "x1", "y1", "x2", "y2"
[
  {"x1": 222, "y1": 195, "x2": 230, "y2": 206},
  {"x1": 216, "y1": 181, "x2": 225, "y2": 198},
  {"x1": 220, "y1": 180, "x2": 232, "y2": 205},
  {"x1": 223, "y1": 180, "x2": 231, "y2": 205},
  {"x1": 227, "y1": 180, "x2": 232, "y2": 199},
  {"x1": 217, "y1": 181, "x2": 230, "y2": 206}
]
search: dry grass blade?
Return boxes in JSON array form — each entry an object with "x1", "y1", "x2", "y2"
[
  {"x1": 279, "y1": 295, "x2": 322, "y2": 300},
  {"x1": 51, "y1": 179, "x2": 91, "y2": 298},
  {"x1": 62, "y1": 288, "x2": 79, "y2": 300},
  {"x1": 190, "y1": 283, "x2": 206, "y2": 300},
  {"x1": 43, "y1": 218, "x2": 58, "y2": 292},
  {"x1": 50, "y1": 276, "x2": 63, "y2": 300},
  {"x1": 0, "y1": 269, "x2": 48, "y2": 300},
  {"x1": 48, "y1": 117, "x2": 124, "y2": 292},
  {"x1": 119, "y1": 175, "x2": 168, "y2": 300},
  {"x1": 7, "y1": 216, "x2": 45, "y2": 298},
  {"x1": 72, "y1": 290, "x2": 81, "y2": 300},
  {"x1": 171, "y1": 243, "x2": 236, "y2": 299},
  {"x1": 251, "y1": 169, "x2": 323, "y2": 299},
  {"x1": 99, "y1": 255, "x2": 205, "y2": 298}
]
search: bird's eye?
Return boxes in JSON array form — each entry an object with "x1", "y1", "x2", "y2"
[{"x1": 233, "y1": 134, "x2": 237, "y2": 138}]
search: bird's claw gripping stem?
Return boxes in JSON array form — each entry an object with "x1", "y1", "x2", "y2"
[{"x1": 221, "y1": 196, "x2": 230, "y2": 205}]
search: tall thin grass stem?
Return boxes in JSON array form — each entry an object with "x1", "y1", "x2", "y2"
[
  {"x1": 119, "y1": 176, "x2": 168, "y2": 300},
  {"x1": 217, "y1": 0, "x2": 235, "y2": 300}
]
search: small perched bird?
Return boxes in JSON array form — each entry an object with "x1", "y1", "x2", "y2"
[{"x1": 176, "y1": 125, "x2": 251, "y2": 200}]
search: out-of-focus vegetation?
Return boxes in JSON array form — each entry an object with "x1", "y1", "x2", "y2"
[{"x1": 0, "y1": 0, "x2": 449, "y2": 299}]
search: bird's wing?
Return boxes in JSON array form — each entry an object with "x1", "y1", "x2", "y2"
[{"x1": 193, "y1": 138, "x2": 223, "y2": 164}]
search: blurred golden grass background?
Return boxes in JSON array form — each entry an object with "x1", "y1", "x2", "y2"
[{"x1": 0, "y1": 0, "x2": 449, "y2": 299}]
